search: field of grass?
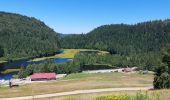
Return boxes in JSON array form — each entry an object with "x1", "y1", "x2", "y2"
[
  {"x1": 0, "y1": 72, "x2": 153, "y2": 98},
  {"x1": 38, "y1": 90, "x2": 170, "y2": 100},
  {"x1": 0, "y1": 69, "x2": 20, "y2": 75},
  {"x1": 31, "y1": 49, "x2": 109, "y2": 62},
  {"x1": 56, "y1": 49, "x2": 81, "y2": 58},
  {"x1": 0, "y1": 60, "x2": 7, "y2": 63}
]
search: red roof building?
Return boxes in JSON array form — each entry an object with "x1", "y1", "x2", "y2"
[{"x1": 30, "y1": 73, "x2": 56, "y2": 81}]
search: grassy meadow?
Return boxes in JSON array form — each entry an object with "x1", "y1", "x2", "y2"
[
  {"x1": 0, "y1": 68, "x2": 20, "y2": 75},
  {"x1": 0, "y1": 60, "x2": 7, "y2": 63},
  {"x1": 0, "y1": 72, "x2": 153, "y2": 98},
  {"x1": 31, "y1": 49, "x2": 109, "y2": 62}
]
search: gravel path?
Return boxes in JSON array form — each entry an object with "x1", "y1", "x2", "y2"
[{"x1": 0, "y1": 87, "x2": 153, "y2": 100}]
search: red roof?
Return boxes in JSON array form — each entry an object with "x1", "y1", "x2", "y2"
[{"x1": 30, "y1": 73, "x2": 56, "y2": 80}]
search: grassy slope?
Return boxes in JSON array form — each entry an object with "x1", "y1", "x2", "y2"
[{"x1": 0, "y1": 72, "x2": 153, "y2": 98}]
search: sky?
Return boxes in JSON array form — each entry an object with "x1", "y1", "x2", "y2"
[{"x1": 0, "y1": 0, "x2": 170, "y2": 34}]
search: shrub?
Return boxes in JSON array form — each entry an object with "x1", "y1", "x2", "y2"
[{"x1": 153, "y1": 46, "x2": 170, "y2": 89}]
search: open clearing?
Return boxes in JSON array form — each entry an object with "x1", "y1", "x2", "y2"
[
  {"x1": 31, "y1": 49, "x2": 109, "y2": 62},
  {"x1": 0, "y1": 61, "x2": 7, "y2": 64},
  {"x1": 0, "y1": 72, "x2": 153, "y2": 98},
  {"x1": 0, "y1": 69, "x2": 20, "y2": 75}
]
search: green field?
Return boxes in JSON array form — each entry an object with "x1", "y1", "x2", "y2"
[
  {"x1": 0, "y1": 69, "x2": 20, "y2": 75},
  {"x1": 31, "y1": 49, "x2": 109, "y2": 62},
  {"x1": 0, "y1": 72, "x2": 153, "y2": 98},
  {"x1": 30, "y1": 49, "x2": 80, "y2": 62},
  {"x1": 0, "y1": 61, "x2": 7, "y2": 63}
]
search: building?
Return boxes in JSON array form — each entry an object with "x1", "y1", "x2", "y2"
[
  {"x1": 30, "y1": 73, "x2": 56, "y2": 81},
  {"x1": 123, "y1": 68, "x2": 132, "y2": 73}
]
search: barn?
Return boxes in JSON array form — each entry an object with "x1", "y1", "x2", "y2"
[{"x1": 30, "y1": 73, "x2": 56, "y2": 81}]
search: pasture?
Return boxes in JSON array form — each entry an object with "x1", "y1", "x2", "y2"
[{"x1": 0, "y1": 72, "x2": 153, "y2": 98}]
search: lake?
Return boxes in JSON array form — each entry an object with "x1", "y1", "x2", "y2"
[{"x1": 0, "y1": 58, "x2": 72, "y2": 80}]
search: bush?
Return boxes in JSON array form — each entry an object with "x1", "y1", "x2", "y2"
[
  {"x1": 154, "y1": 72, "x2": 170, "y2": 89},
  {"x1": 82, "y1": 64, "x2": 113, "y2": 70}
]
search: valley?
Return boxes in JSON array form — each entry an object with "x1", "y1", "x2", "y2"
[{"x1": 0, "y1": 7, "x2": 170, "y2": 100}]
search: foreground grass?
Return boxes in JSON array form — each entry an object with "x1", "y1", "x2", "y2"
[
  {"x1": 0, "y1": 72, "x2": 153, "y2": 98},
  {"x1": 38, "y1": 90, "x2": 170, "y2": 100}
]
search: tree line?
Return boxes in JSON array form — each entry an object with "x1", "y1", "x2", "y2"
[
  {"x1": 0, "y1": 46, "x2": 4, "y2": 58},
  {"x1": 18, "y1": 51, "x2": 158, "y2": 78}
]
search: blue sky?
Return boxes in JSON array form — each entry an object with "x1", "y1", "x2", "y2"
[{"x1": 0, "y1": 0, "x2": 170, "y2": 34}]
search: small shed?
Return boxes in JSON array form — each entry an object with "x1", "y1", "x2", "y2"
[{"x1": 30, "y1": 73, "x2": 56, "y2": 81}]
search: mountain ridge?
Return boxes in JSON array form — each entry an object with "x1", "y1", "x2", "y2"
[{"x1": 0, "y1": 12, "x2": 60, "y2": 59}]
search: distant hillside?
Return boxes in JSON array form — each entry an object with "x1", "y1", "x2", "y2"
[
  {"x1": 60, "y1": 20, "x2": 170, "y2": 69},
  {"x1": 0, "y1": 12, "x2": 60, "y2": 59},
  {"x1": 61, "y1": 20, "x2": 170, "y2": 55}
]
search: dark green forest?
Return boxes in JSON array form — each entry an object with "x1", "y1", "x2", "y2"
[
  {"x1": 0, "y1": 12, "x2": 60, "y2": 59},
  {"x1": 61, "y1": 20, "x2": 170, "y2": 54},
  {"x1": 0, "y1": 46, "x2": 4, "y2": 57},
  {"x1": 60, "y1": 20, "x2": 170, "y2": 69}
]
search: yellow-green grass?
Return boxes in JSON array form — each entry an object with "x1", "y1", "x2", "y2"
[
  {"x1": 55, "y1": 49, "x2": 81, "y2": 58},
  {"x1": 0, "y1": 61, "x2": 7, "y2": 63},
  {"x1": 30, "y1": 49, "x2": 80, "y2": 62},
  {"x1": 37, "y1": 90, "x2": 170, "y2": 100},
  {"x1": 31, "y1": 49, "x2": 109, "y2": 62},
  {"x1": 0, "y1": 72, "x2": 153, "y2": 98},
  {"x1": 0, "y1": 69, "x2": 20, "y2": 75}
]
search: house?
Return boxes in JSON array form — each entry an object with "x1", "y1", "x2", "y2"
[{"x1": 30, "y1": 73, "x2": 56, "y2": 81}]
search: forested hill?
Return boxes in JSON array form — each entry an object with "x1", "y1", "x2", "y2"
[
  {"x1": 61, "y1": 20, "x2": 170, "y2": 55},
  {"x1": 0, "y1": 12, "x2": 60, "y2": 59},
  {"x1": 60, "y1": 20, "x2": 170, "y2": 69}
]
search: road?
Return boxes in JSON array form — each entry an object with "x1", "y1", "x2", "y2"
[{"x1": 0, "y1": 87, "x2": 153, "y2": 100}]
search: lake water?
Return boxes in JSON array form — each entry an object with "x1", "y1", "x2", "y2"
[
  {"x1": 0, "y1": 58, "x2": 72, "y2": 80},
  {"x1": 0, "y1": 73, "x2": 17, "y2": 80}
]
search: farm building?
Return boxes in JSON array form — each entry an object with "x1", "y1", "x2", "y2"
[{"x1": 30, "y1": 73, "x2": 56, "y2": 81}]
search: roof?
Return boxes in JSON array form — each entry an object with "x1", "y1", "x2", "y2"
[
  {"x1": 123, "y1": 68, "x2": 132, "y2": 72},
  {"x1": 30, "y1": 73, "x2": 56, "y2": 79}
]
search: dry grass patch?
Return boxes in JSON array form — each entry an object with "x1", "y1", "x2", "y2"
[
  {"x1": 0, "y1": 73, "x2": 153, "y2": 98},
  {"x1": 37, "y1": 90, "x2": 170, "y2": 100}
]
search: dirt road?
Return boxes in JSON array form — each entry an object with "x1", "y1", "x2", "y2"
[{"x1": 0, "y1": 87, "x2": 153, "y2": 100}]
